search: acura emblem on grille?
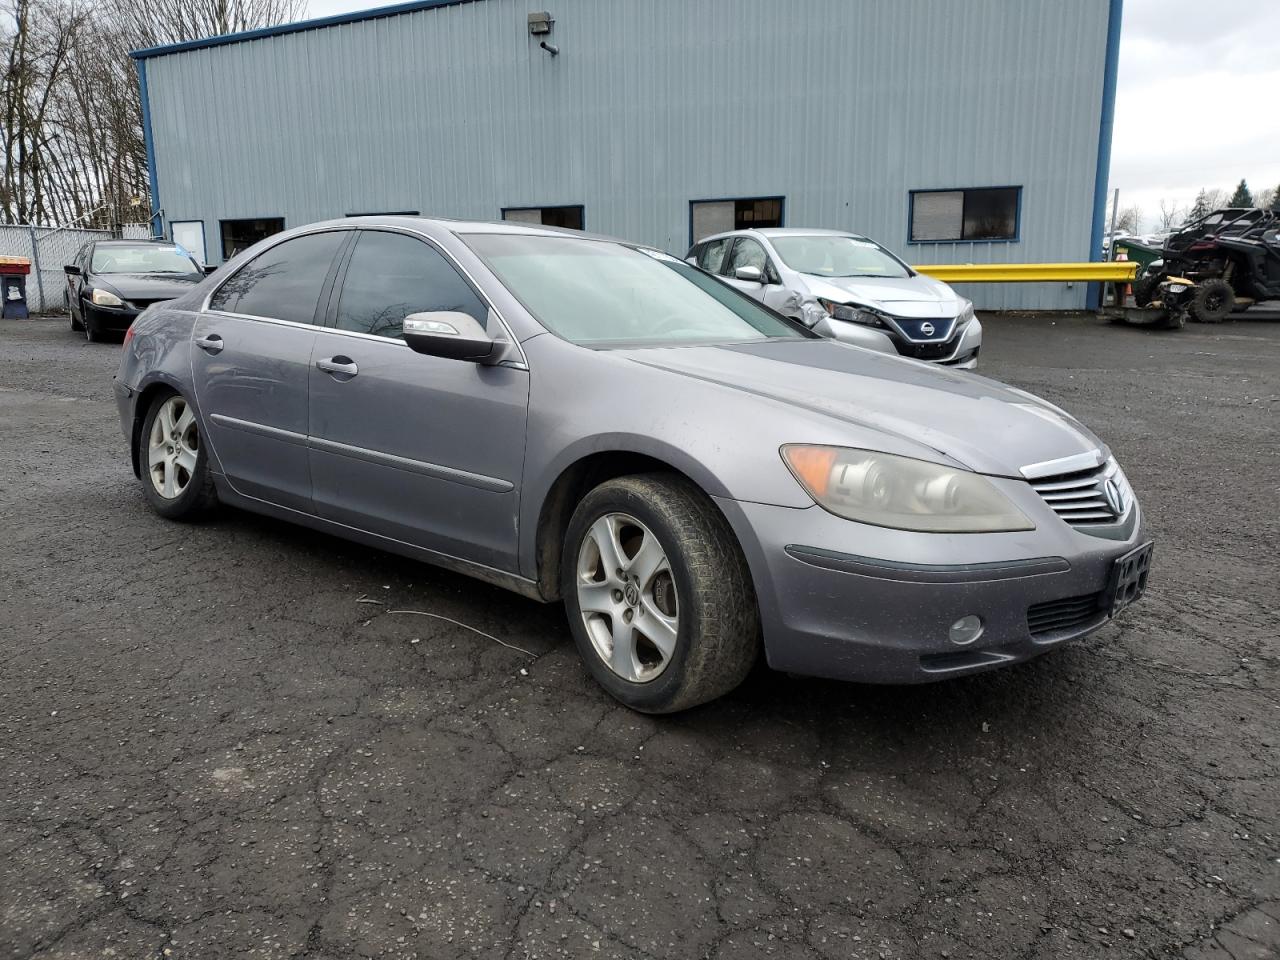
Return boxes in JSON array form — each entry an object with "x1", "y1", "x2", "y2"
[
  {"x1": 920, "y1": 322, "x2": 935, "y2": 336},
  {"x1": 1102, "y1": 478, "x2": 1123, "y2": 516}
]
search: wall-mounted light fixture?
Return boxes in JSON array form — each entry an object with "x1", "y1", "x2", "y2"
[{"x1": 527, "y1": 11, "x2": 553, "y2": 35}]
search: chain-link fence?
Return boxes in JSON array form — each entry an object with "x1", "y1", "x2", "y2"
[{"x1": 0, "y1": 222, "x2": 152, "y2": 313}]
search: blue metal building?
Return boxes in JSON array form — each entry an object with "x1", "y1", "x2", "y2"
[{"x1": 132, "y1": 0, "x2": 1123, "y2": 310}]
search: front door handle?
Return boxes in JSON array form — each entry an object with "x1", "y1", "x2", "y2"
[
  {"x1": 316, "y1": 356, "x2": 358, "y2": 378},
  {"x1": 194, "y1": 334, "x2": 224, "y2": 354}
]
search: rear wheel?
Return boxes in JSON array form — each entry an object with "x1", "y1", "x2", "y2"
[
  {"x1": 138, "y1": 391, "x2": 217, "y2": 520},
  {"x1": 561, "y1": 474, "x2": 760, "y2": 713},
  {"x1": 1189, "y1": 278, "x2": 1234, "y2": 323}
]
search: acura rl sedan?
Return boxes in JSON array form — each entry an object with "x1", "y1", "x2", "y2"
[
  {"x1": 65, "y1": 239, "x2": 206, "y2": 342},
  {"x1": 687, "y1": 228, "x2": 982, "y2": 368},
  {"x1": 114, "y1": 217, "x2": 1151, "y2": 713}
]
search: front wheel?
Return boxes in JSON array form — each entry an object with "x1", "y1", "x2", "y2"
[
  {"x1": 83, "y1": 303, "x2": 106, "y2": 342},
  {"x1": 138, "y1": 392, "x2": 217, "y2": 520},
  {"x1": 1189, "y1": 278, "x2": 1234, "y2": 323},
  {"x1": 561, "y1": 474, "x2": 760, "y2": 713},
  {"x1": 68, "y1": 293, "x2": 84, "y2": 332}
]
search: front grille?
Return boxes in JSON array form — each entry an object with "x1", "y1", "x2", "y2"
[
  {"x1": 1027, "y1": 592, "x2": 1104, "y2": 638},
  {"x1": 893, "y1": 337, "x2": 956, "y2": 361},
  {"x1": 127, "y1": 297, "x2": 173, "y2": 310},
  {"x1": 1027, "y1": 460, "x2": 1126, "y2": 526},
  {"x1": 894, "y1": 317, "x2": 957, "y2": 342}
]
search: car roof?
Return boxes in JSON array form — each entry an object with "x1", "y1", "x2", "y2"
[
  {"x1": 696, "y1": 227, "x2": 870, "y2": 244},
  {"x1": 308, "y1": 215, "x2": 625, "y2": 244},
  {"x1": 94, "y1": 238, "x2": 181, "y2": 246}
]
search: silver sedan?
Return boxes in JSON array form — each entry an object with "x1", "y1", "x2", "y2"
[
  {"x1": 688, "y1": 228, "x2": 983, "y2": 368},
  {"x1": 115, "y1": 217, "x2": 1149, "y2": 713}
]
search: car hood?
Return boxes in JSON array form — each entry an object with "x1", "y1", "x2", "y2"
[
  {"x1": 800, "y1": 273, "x2": 963, "y2": 318},
  {"x1": 96, "y1": 273, "x2": 204, "y2": 300},
  {"x1": 622, "y1": 338, "x2": 1105, "y2": 478}
]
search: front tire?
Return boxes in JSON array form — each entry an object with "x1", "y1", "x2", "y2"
[
  {"x1": 138, "y1": 391, "x2": 217, "y2": 520},
  {"x1": 83, "y1": 303, "x2": 105, "y2": 342},
  {"x1": 561, "y1": 474, "x2": 760, "y2": 713},
  {"x1": 68, "y1": 293, "x2": 84, "y2": 332},
  {"x1": 1189, "y1": 278, "x2": 1234, "y2": 323}
]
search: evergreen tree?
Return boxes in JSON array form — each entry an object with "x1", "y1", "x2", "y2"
[
  {"x1": 1228, "y1": 179, "x2": 1254, "y2": 207},
  {"x1": 1271, "y1": 186, "x2": 1280, "y2": 212},
  {"x1": 1188, "y1": 189, "x2": 1211, "y2": 221}
]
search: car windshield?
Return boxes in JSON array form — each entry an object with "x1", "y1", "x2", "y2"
[
  {"x1": 91, "y1": 244, "x2": 198, "y2": 275},
  {"x1": 464, "y1": 234, "x2": 806, "y2": 347},
  {"x1": 770, "y1": 235, "x2": 911, "y2": 279}
]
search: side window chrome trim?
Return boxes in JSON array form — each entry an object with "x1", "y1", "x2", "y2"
[{"x1": 200, "y1": 225, "x2": 529, "y2": 370}]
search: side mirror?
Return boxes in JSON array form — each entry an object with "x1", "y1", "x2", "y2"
[
  {"x1": 734, "y1": 265, "x2": 764, "y2": 283},
  {"x1": 403, "y1": 311, "x2": 504, "y2": 364},
  {"x1": 202, "y1": 264, "x2": 218, "y2": 275},
  {"x1": 64, "y1": 264, "x2": 81, "y2": 276}
]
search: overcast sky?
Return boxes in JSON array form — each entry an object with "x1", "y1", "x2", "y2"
[{"x1": 306, "y1": 0, "x2": 1280, "y2": 232}]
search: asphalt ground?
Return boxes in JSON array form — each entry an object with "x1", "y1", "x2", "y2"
[{"x1": 1, "y1": 311, "x2": 1277, "y2": 959}]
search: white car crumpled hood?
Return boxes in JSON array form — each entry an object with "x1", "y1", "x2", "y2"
[{"x1": 802, "y1": 273, "x2": 964, "y2": 319}]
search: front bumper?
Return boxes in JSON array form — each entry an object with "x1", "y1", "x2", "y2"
[
  {"x1": 716, "y1": 487, "x2": 1147, "y2": 684},
  {"x1": 85, "y1": 302, "x2": 140, "y2": 332},
  {"x1": 821, "y1": 316, "x2": 983, "y2": 369}
]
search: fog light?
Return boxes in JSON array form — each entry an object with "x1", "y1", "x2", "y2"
[{"x1": 949, "y1": 615, "x2": 984, "y2": 645}]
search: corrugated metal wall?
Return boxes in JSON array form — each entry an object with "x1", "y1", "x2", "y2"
[{"x1": 143, "y1": 0, "x2": 1112, "y2": 309}]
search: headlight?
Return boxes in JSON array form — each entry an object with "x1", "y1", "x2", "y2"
[
  {"x1": 955, "y1": 300, "x2": 975, "y2": 328},
  {"x1": 818, "y1": 298, "x2": 888, "y2": 328},
  {"x1": 781, "y1": 444, "x2": 1035, "y2": 533},
  {"x1": 91, "y1": 288, "x2": 124, "y2": 307}
]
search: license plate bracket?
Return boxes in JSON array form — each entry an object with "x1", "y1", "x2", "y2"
[{"x1": 1105, "y1": 541, "x2": 1153, "y2": 616}]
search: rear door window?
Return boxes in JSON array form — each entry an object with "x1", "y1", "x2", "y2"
[
  {"x1": 208, "y1": 231, "x2": 346, "y2": 324},
  {"x1": 334, "y1": 231, "x2": 487, "y2": 340}
]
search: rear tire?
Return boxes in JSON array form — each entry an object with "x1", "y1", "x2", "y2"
[
  {"x1": 1189, "y1": 279, "x2": 1234, "y2": 323},
  {"x1": 138, "y1": 391, "x2": 217, "y2": 520},
  {"x1": 561, "y1": 473, "x2": 760, "y2": 713}
]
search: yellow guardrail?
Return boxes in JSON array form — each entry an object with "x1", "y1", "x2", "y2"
[{"x1": 913, "y1": 262, "x2": 1138, "y2": 283}]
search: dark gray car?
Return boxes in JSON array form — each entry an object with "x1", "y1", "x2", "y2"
[{"x1": 114, "y1": 217, "x2": 1152, "y2": 712}]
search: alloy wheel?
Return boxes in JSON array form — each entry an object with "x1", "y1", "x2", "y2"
[
  {"x1": 148, "y1": 396, "x2": 199, "y2": 500},
  {"x1": 576, "y1": 512, "x2": 680, "y2": 683}
]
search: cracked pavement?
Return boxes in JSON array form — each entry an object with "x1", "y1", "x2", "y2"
[{"x1": 1, "y1": 313, "x2": 1277, "y2": 959}]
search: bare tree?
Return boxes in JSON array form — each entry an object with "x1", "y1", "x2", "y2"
[
  {"x1": 1156, "y1": 198, "x2": 1184, "y2": 233},
  {"x1": 105, "y1": 0, "x2": 303, "y2": 51},
  {"x1": 1110, "y1": 205, "x2": 1143, "y2": 236},
  {"x1": 1, "y1": 0, "x2": 302, "y2": 226}
]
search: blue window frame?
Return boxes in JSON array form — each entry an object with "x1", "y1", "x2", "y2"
[
  {"x1": 909, "y1": 187, "x2": 1021, "y2": 243},
  {"x1": 689, "y1": 196, "x2": 785, "y2": 246}
]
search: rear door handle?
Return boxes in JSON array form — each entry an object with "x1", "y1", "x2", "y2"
[
  {"x1": 316, "y1": 356, "x2": 358, "y2": 378},
  {"x1": 194, "y1": 334, "x2": 224, "y2": 354}
]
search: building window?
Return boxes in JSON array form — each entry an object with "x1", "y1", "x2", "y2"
[
  {"x1": 909, "y1": 188, "x2": 1020, "y2": 242},
  {"x1": 690, "y1": 197, "x2": 784, "y2": 244},
  {"x1": 502, "y1": 206, "x2": 584, "y2": 230},
  {"x1": 220, "y1": 217, "x2": 285, "y2": 259}
]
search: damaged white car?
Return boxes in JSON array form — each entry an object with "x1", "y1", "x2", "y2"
[{"x1": 687, "y1": 228, "x2": 982, "y2": 368}]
